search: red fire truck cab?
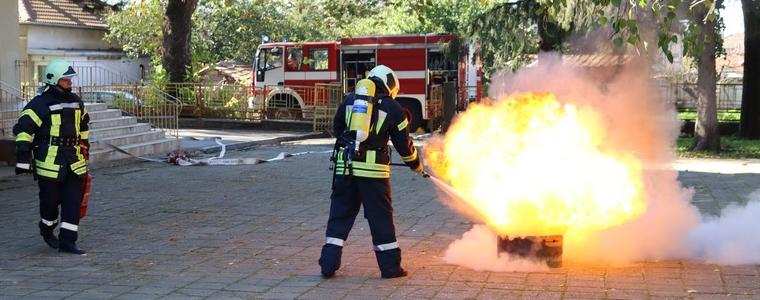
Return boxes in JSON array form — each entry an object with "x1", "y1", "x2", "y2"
[{"x1": 253, "y1": 34, "x2": 481, "y2": 132}]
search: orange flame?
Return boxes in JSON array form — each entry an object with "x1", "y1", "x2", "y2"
[{"x1": 426, "y1": 92, "x2": 647, "y2": 237}]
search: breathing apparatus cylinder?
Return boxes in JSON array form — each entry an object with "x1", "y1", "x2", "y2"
[{"x1": 349, "y1": 79, "x2": 376, "y2": 152}]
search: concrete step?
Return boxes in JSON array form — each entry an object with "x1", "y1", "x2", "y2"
[
  {"x1": 88, "y1": 123, "x2": 151, "y2": 140},
  {"x1": 90, "y1": 138, "x2": 179, "y2": 162},
  {"x1": 90, "y1": 130, "x2": 164, "y2": 151},
  {"x1": 84, "y1": 102, "x2": 109, "y2": 112},
  {"x1": 89, "y1": 116, "x2": 137, "y2": 129},
  {"x1": 87, "y1": 109, "x2": 122, "y2": 121}
]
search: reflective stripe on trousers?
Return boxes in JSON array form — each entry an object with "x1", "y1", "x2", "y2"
[
  {"x1": 325, "y1": 237, "x2": 345, "y2": 247},
  {"x1": 373, "y1": 241, "x2": 399, "y2": 251}
]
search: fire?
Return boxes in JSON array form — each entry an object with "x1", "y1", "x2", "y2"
[{"x1": 426, "y1": 92, "x2": 647, "y2": 238}]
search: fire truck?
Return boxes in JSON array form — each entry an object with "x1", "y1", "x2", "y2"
[{"x1": 253, "y1": 33, "x2": 481, "y2": 132}]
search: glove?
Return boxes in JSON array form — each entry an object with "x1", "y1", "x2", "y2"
[
  {"x1": 411, "y1": 163, "x2": 424, "y2": 174},
  {"x1": 15, "y1": 162, "x2": 32, "y2": 175}
]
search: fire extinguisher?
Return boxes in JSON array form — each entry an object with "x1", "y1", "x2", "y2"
[{"x1": 80, "y1": 142, "x2": 92, "y2": 219}]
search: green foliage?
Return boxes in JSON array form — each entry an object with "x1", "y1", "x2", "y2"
[
  {"x1": 678, "y1": 110, "x2": 741, "y2": 122},
  {"x1": 104, "y1": 0, "x2": 723, "y2": 84},
  {"x1": 104, "y1": 0, "x2": 164, "y2": 59}
]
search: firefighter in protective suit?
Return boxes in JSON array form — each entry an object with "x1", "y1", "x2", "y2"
[
  {"x1": 320, "y1": 65, "x2": 423, "y2": 278},
  {"x1": 13, "y1": 60, "x2": 90, "y2": 255}
]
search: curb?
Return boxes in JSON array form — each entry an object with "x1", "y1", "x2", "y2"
[{"x1": 194, "y1": 132, "x2": 330, "y2": 154}]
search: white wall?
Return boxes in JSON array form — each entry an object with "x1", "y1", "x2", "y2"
[
  {"x1": 28, "y1": 56, "x2": 150, "y2": 86},
  {"x1": 0, "y1": 0, "x2": 20, "y2": 86},
  {"x1": 21, "y1": 23, "x2": 149, "y2": 86},
  {"x1": 26, "y1": 25, "x2": 116, "y2": 51}
]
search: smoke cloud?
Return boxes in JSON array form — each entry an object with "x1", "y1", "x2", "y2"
[
  {"x1": 443, "y1": 225, "x2": 549, "y2": 272},
  {"x1": 689, "y1": 194, "x2": 760, "y2": 265},
  {"x1": 433, "y1": 53, "x2": 760, "y2": 270}
]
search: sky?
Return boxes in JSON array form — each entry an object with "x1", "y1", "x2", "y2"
[{"x1": 722, "y1": 0, "x2": 744, "y2": 36}]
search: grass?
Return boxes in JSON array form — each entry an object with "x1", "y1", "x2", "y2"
[
  {"x1": 677, "y1": 110, "x2": 741, "y2": 122},
  {"x1": 677, "y1": 136, "x2": 760, "y2": 159}
]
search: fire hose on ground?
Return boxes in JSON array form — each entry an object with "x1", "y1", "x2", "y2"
[{"x1": 106, "y1": 139, "x2": 332, "y2": 166}]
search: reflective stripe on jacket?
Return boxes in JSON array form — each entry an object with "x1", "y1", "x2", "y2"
[{"x1": 13, "y1": 87, "x2": 90, "y2": 180}]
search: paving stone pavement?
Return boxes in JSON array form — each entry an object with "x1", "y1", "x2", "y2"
[{"x1": 1, "y1": 139, "x2": 759, "y2": 299}]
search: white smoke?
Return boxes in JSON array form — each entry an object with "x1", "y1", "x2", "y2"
[
  {"x1": 443, "y1": 225, "x2": 549, "y2": 272},
  {"x1": 689, "y1": 195, "x2": 760, "y2": 265},
  {"x1": 436, "y1": 53, "x2": 760, "y2": 269}
]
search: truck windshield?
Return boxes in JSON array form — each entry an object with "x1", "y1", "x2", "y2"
[{"x1": 256, "y1": 47, "x2": 283, "y2": 71}]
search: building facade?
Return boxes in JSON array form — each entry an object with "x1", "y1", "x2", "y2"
[{"x1": 18, "y1": 0, "x2": 148, "y2": 87}]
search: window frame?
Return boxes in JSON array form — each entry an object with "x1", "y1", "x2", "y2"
[
  {"x1": 308, "y1": 48, "x2": 329, "y2": 71},
  {"x1": 285, "y1": 47, "x2": 304, "y2": 71}
]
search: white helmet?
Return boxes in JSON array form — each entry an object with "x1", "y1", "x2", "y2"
[{"x1": 368, "y1": 65, "x2": 400, "y2": 99}]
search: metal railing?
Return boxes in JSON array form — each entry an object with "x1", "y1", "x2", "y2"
[
  {"x1": 16, "y1": 60, "x2": 143, "y2": 87},
  {"x1": 170, "y1": 82, "x2": 343, "y2": 131},
  {"x1": 168, "y1": 83, "x2": 262, "y2": 121},
  {"x1": 0, "y1": 81, "x2": 30, "y2": 139},
  {"x1": 312, "y1": 83, "x2": 344, "y2": 132},
  {"x1": 74, "y1": 85, "x2": 182, "y2": 139}
]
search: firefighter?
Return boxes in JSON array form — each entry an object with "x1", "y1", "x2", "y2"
[
  {"x1": 320, "y1": 65, "x2": 423, "y2": 278},
  {"x1": 14, "y1": 60, "x2": 90, "y2": 255}
]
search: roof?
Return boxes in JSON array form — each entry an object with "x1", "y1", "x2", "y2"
[
  {"x1": 717, "y1": 32, "x2": 744, "y2": 75},
  {"x1": 562, "y1": 54, "x2": 634, "y2": 67},
  {"x1": 198, "y1": 61, "x2": 253, "y2": 86},
  {"x1": 18, "y1": 0, "x2": 108, "y2": 30}
]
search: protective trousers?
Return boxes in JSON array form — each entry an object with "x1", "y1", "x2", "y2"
[
  {"x1": 37, "y1": 166, "x2": 83, "y2": 248},
  {"x1": 319, "y1": 176, "x2": 403, "y2": 277}
]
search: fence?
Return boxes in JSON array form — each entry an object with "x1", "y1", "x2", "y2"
[
  {"x1": 16, "y1": 60, "x2": 142, "y2": 88},
  {"x1": 659, "y1": 82, "x2": 743, "y2": 111},
  {"x1": 311, "y1": 83, "x2": 344, "y2": 132},
  {"x1": 74, "y1": 85, "x2": 182, "y2": 138},
  {"x1": 169, "y1": 83, "x2": 343, "y2": 131},
  {"x1": 167, "y1": 83, "x2": 262, "y2": 121}
]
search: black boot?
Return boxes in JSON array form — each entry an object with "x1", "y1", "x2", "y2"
[
  {"x1": 39, "y1": 221, "x2": 59, "y2": 249},
  {"x1": 58, "y1": 227, "x2": 86, "y2": 255},
  {"x1": 59, "y1": 242, "x2": 86, "y2": 255},
  {"x1": 318, "y1": 244, "x2": 342, "y2": 278},
  {"x1": 381, "y1": 268, "x2": 408, "y2": 279},
  {"x1": 376, "y1": 248, "x2": 406, "y2": 279},
  {"x1": 42, "y1": 234, "x2": 59, "y2": 249}
]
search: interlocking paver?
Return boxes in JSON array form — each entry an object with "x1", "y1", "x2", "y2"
[{"x1": 0, "y1": 141, "x2": 759, "y2": 299}]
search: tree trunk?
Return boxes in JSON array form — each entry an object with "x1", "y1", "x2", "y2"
[
  {"x1": 690, "y1": 5, "x2": 721, "y2": 151},
  {"x1": 162, "y1": 0, "x2": 198, "y2": 83},
  {"x1": 739, "y1": 0, "x2": 760, "y2": 138}
]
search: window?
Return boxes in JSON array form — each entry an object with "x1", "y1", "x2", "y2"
[
  {"x1": 36, "y1": 65, "x2": 47, "y2": 83},
  {"x1": 308, "y1": 48, "x2": 329, "y2": 71},
  {"x1": 258, "y1": 47, "x2": 283, "y2": 70},
  {"x1": 286, "y1": 48, "x2": 303, "y2": 71}
]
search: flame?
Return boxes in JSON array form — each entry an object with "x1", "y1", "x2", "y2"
[{"x1": 426, "y1": 92, "x2": 647, "y2": 238}]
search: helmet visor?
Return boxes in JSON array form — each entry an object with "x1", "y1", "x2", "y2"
[{"x1": 61, "y1": 66, "x2": 77, "y2": 79}]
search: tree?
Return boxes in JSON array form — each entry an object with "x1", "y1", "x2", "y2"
[
  {"x1": 461, "y1": 0, "x2": 723, "y2": 151},
  {"x1": 739, "y1": 0, "x2": 760, "y2": 138},
  {"x1": 163, "y1": 0, "x2": 198, "y2": 83},
  {"x1": 686, "y1": 2, "x2": 723, "y2": 151}
]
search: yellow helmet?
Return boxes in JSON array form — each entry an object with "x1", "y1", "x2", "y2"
[{"x1": 367, "y1": 65, "x2": 399, "y2": 99}]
